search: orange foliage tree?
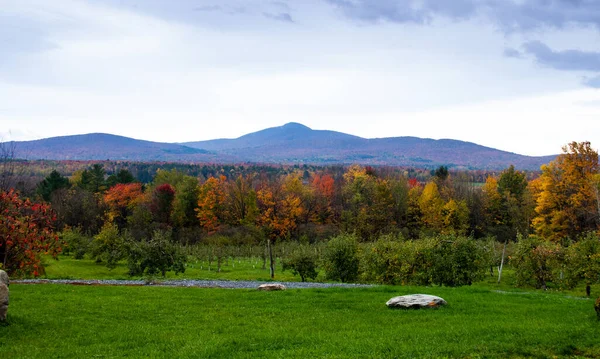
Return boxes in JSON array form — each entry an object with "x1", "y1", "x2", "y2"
[
  {"x1": 103, "y1": 183, "x2": 143, "y2": 228},
  {"x1": 256, "y1": 181, "x2": 303, "y2": 278},
  {"x1": 197, "y1": 176, "x2": 228, "y2": 234},
  {"x1": 0, "y1": 190, "x2": 62, "y2": 277}
]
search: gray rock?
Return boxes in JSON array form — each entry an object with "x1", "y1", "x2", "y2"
[
  {"x1": 258, "y1": 283, "x2": 286, "y2": 291},
  {"x1": 0, "y1": 283, "x2": 8, "y2": 321},
  {"x1": 386, "y1": 294, "x2": 447, "y2": 309},
  {"x1": 0, "y1": 270, "x2": 8, "y2": 321},
  {"x1": 0, "y1": 270, "x2": 8, "y2": 287}
]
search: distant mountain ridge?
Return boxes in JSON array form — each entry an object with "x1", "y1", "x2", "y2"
[
  {"x1": 182, "y1": 122, "x2": 556, "y2": 170},
  {"x1": 12, "y1": 133, "x2": 225, "y2": 162},
  {"x1": 12, "y1": 123, "x2": 556, "y2": 170}
]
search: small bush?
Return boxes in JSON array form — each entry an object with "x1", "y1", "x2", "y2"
[
  {"x1": 283, "y1": 245, "x2": 318, "y2": 282},
  {"x1": 90, "y1": 223, "x2": 127, "y2": 269},
  {"x1": 428, "y1": 235, "x2": 487, "y2": 287},
  {"x1": 564, "y1": 232, "x2": 600, "y2": 295},
  {"x1": 322, "y1": 233, "x2": 360, "y2": 283},
  {"x1": 513, "y1": 235, "x2": 564, "y2": 290},
  {"x1": 60, "y1": 227, "x2": 91, "y2": 259},
  {"x1": 127, "y1": 230, "x2": 186, "y2": 277},
  {"x1": 360, "y1": 234, "x2": 407, "y2": 285}
]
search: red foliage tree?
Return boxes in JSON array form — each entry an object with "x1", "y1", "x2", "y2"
[
  {"x1": 0, "y1": 190, "x2": 62, "y2": 277},
  {"x1": 311, "y1": 174, "x2": 335, "y2": 223}
]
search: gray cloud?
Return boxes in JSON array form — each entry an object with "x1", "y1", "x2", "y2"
[
  {"x1": 523, "y1": 41, "x2": 600, "y2": 71},
  {"x1": 583, "y1": 75, "x2": 600, "y2": 88},
  {"x1": 270, "y1": 1, "x2": 291, "y2": 11},
  {"x1": 325, "y1": 0, "x2": 600, "y2": 87},
  {"x1": 325, "y1": 0, "x2": 600, "y2": 31},
  {"x1": 503, "y1": 48, "x2": 523, "y2": 59},
  {"x1": 263, "y1": 12, "x2": 294, "y2": 23},
  {"x1": 193, "y1": 5, "x2": 222, "y2": 12},
  {"x1": 94, "y1": 1, "x2": 296, "y2": 27},
  {"x1": 325, "y1": 0, "x2": 437, "y2": 24}
]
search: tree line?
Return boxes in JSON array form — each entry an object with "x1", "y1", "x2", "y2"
[{"x1": 1, "y1": 141, "x2": 600, "y2": 291}]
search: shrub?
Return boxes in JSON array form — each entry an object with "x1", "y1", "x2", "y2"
[
  {"x1": 90, "y1": 223, "x2": 127, "y2": 270},
  {"x1": 513, "y1": 235, "x2": 564, "y2": 290},
  {"x1": 360, "y1": 234, "x2": 407, "y2": 285},
  {"x1": 127, "y1": 230, "x2": 186, "y2": 277},
  {"x1": 359, "y1": 234, "x2": 488, "y2": 287},
  {"x1": 428, "y1": 235, "x2": 487, "y2": 287},
  {"x1": 60, "y1": 227, "x2": 91, "y2": 260},
  {"x1": 283, "y1": 245, "x2": 318, "y2": 282},
  {"x1": 322, "y1": 233, "x2": 360, "y2": 283},
  {"x1": 564, "y1": 233, "x2": 600, "y2": 295}
]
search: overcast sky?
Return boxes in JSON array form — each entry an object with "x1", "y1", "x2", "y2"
[{"x1": 2, "y1": 0, "x2": 600, "y2": 156}]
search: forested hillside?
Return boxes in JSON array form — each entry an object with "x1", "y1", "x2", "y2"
[
  {"x1": 12, "y1": 123, "x2": 556, "y2": 170},
  {"x1": 2, "y1": 141, "x2": 599, "y2": 295}
]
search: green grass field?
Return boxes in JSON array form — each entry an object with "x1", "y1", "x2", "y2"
[
  {"x1": 1, "y1": 284, "x2": 599, "y2": 358},
  {"x1": 41, "y1": 255, "x2": 304, "y2": 282},
  {"x1": 1, "y1": 255, "x2": 599, "y2": 358}
]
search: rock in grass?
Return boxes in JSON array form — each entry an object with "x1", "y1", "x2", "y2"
[
  {"x1": 595, "y1": 296, "x2": 600, "y2": 321},
  {"x1": 0, "y1": 284, "x2": 7, "y2": 321},
  {"x1": 258, "y1": 283, "x2": 286, "y2": 291},
  {"x1": 0, "y1": 270, "x2": 7, "y2": 287},
  {"x1": 386, "y1": 294, "x2": 447, "y2": 309},
  {"x1": 0, "y1": 270, "x2": 7, "y2": 322}
]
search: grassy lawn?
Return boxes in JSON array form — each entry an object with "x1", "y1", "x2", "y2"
[
  {"x1": 41, "y1": 255, "x2": 304, "y2": 282},
  {"x1": 1, "y1": 284, "x2": 599, "y2": 358}
]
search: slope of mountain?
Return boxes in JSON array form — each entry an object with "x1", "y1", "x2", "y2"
[
  {"x1": 184, "y1": 122, "x2": 363, "y2": 151},
  {"x1": 183, "y1": 123, "x2": 555, "y2": 170},
  {"x1": 12, "y1": 124, "x2": 557, "y2": 170},
  {"x1": 13, "y1": 133, "x2": 224, "y2": 162}
]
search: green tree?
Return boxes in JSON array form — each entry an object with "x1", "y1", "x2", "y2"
[
  {"x1": 171, "y1": 175, "x2": 200, "y2": 228},
  {"x1": 127, "y1": 230, "x2": 186, "y2": 277},
  {"x1": 482, "y1": 166, "x2": 532, "y2": 242},
  {"x1": 322, "y1": 233, "x2": 360, "y2": 283},
  {"x1": 51, "y1": 187, "x2": 106, "y2": 235},
  {"x1": 342, "y1": 166, "x2": 396, "y2": 240},
  {"x1": 78, "y1": 164, "x2": 107, "y2": 193},
  {"x1": 283, "y1": 245, "x2": 318, "y2": 282},
  {"x1": 106, "y1": 169, "x2": 136, "y2": 188},
  {"x1": 566, "y1": 233, "x2": 600, "y2": 296},
  {"x1": 90, "y1": 223, "x2": 127, "y2": 270},
  {"x1": 513, "y1": 235, "x2": 563, "y2": 290},
  {"x1": 37, "y1": 170, "x2": 70, "y2": 201}
]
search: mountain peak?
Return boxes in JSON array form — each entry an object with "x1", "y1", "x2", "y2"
[{"x1": 281, "y1": 122, "x2": 311, "y2": 131}]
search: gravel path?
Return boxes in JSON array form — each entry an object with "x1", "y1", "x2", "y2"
[{"x1": 12, "y1": 279, "x2": 373, "y2": 289}]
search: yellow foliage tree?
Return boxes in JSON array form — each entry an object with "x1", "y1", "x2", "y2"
[
  {"x1": 533, "y1": 142, "x2": 600, "y2": 242},
  {"x1": 419, "y1": 182, "x2": 444, "y2": 232}
]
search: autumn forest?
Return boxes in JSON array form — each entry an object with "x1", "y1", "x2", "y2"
[{"x1": 1, "y1": 141, "x2": 600, "y2": 293}]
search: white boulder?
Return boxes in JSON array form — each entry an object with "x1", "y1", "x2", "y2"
[
  {"x1": 386, "y1": 294, "x2": 447, "y2": 309},
  {"x1": 257, "y1": 283, "x2": 286, "y2": 291}
]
